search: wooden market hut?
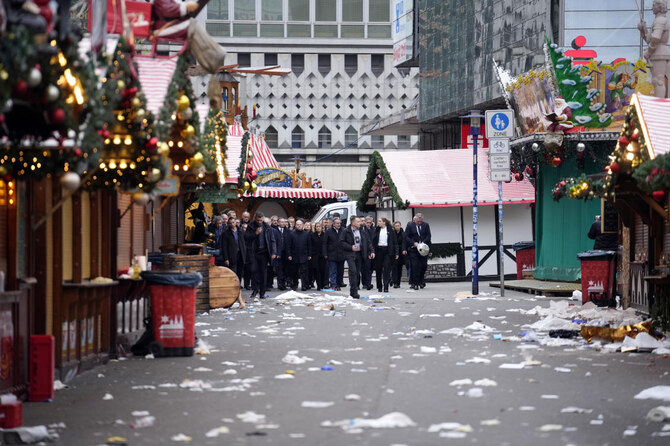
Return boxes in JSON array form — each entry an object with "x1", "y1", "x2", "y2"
[{"x1": 357, "y1": 149, "x2": 536, "y2": 280}]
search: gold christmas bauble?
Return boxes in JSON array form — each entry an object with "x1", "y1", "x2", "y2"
[
  {"x1": 117, "y1": 80, "x2": 125, "y2": 90},
  {"x1": 177, "y1": 95, "x2": 190, "y2": 112},
  {"x1": 250, "y1": 182, "x2": 258, "y2": 193},
  {"x1": 181, "y1": 124, "x2": 195, "y2": 139},
  {"x1": 243, "y1": 181, "x2": 250, "y2": 190},
  {"x1": 158, "y1": 142, "x2": 170, "y2": 159},
  {"x1": 190, "y1": 152, "x2": 204, "y2": 169},
  {"x1": 136, "y1": 108, "x2": 145, "y2": 118},
  {"x1": 150, "y1": 168, "x2": 162, "y2": 181},
  {"x1": 0, "y1": 166, "x2": 8, "y2": 176},
  {"x1": 132, "y1": 97, "x2": 141, "y2": 108},
  {"x1": 132, "y1": 191, "x2": 150, "y2": 206}
]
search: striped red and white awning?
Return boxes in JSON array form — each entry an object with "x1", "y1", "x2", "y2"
[
  {"x1": 135, "y1": 55, "x2": 178, "y2": 117},
  {"x1": 633, "y1": 93, "x2": 670, "y2": 157},
  {"x1": 247, "y1": 187, "x2": 346, "y2": 200}
]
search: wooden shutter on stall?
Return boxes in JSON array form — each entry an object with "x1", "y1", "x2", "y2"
[
  {"x1": 131, "y1": 204, "x2": 145, "y2": 257},
  {"x1": 81, "y1": 191, "x2": 91, "y2": 279},
  {"x1": 170, "y1": 197, "x2": 178, "y2": 245},
  {"x1": 0, "y1": 181, "x2": 7, "y2": 277},
  {"x1": 633, "y1": 213, "x2": 648, "y2": 260},
  {"x1": 117, "y1": 193, "x2": 132, "y2": 269},
  {"x1": 62, "y1": 196, "x2": 73, "y2": 281}
]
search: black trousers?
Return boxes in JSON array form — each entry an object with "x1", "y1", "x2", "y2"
[
  {"x1": 308, "y1": 256, "x2": 325, "y2": 289},
  {"x1": 345, "y1": 252, "x2": 362, "y2": 296},
  {"x1": 361, "y1": 256, "x2": 372, "y2": 287},
  {"x1": 244, "y1": 261, "x2": 253, "y2": 289},
  {"x1": 253, "y1": 250, "x2": 271, "y2": 295},
  {"x1": 290, "y1": 262, "x2": 309, "y2": 289},
  {"x1": 392, "y1": 254, "x2": 405, "y2": 286},
  {"x1": 374, "y1": 247, "x2": 391, "y2": 290},
  {"x1": 409, "y1": 249, "x2": 428, "y2": 286}
]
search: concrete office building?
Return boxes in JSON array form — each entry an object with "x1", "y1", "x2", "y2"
[{"x1": 199, "y1": 0, "x2": 420, "y2": 197}]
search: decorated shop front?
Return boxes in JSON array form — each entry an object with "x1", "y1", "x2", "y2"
[{"x1": 499, "y1": 38, "x2": 653, "y2": 282}]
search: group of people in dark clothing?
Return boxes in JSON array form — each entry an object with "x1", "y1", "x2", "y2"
[{"x1": 209, "y1": 209, "x2": 432, "y2": 299}]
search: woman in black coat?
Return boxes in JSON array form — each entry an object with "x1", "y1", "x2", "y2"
[
  {"x1": 309, "y1": 222, "x2": 327, "y2": 290},
  {"x1": 392, "y1": 221, "x2": 406, "y2": 288},
  {"x1": 373, "y1": 218, "x2": 398, "y2": 292},
  {"x1": 219, "y1": 217, "x2": 246, "y2": 280}
]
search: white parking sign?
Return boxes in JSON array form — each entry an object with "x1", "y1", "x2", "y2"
[{"x1": 485, "y1": 110, "x2": 515, "y2": 138}]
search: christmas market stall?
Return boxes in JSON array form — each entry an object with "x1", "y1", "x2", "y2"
[
  {"x1": 357, "y1": 150, "x2": 535, "y2": 281},
  {"x1": 554, "y1": 92, "x2": 670, "y2": 328},
  {"x1": 499, "y1": 39, "x2": 653, "y2": 283}
]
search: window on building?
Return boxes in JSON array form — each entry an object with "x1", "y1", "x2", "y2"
[
  {"x1": 288, "y1": 0, "x2": 310, "y2": 21},
  {"x1": 342, "y1": 0, "x2": 363, "y2": 21},
  {"x1": 208, "y1": 0, "x2": 228, "y2": 20},
  {"x1": 292, "y1": 126, "x2": 304, "y2": 148},
  {"x1": 318, "y1": 54, "x2": 331, "y2": 76},
  {"x1": 234, "y1": 1, "x2": 256, "y2": 20},
  {"x1": 261, "y1": 24, "x2": 284, "y2": 37},
  {"x1": 371, "y1": 135, "x2": 384, "y2": 149},
  {"x1": 344, "y1": 54, "x2": 357, "y2": 76},
  {"x1": 265, "y1": 53, "x2": 278, "y2": 66},
  {"x1": 237, "y1": 53, "x2": 251, "y2": 68},
  {"x1": 345, "y1": 126, "x2": 358, "y2": 148},
  {"x1": 371, "y1": 54, "x2": 384, "y2": 76},
  {"x1": 265, "y1": 126, "x2": 278, "y2": 148},
  {"x1": 261, "y1": 0, "x2": 282, "y2": 21},
  {"x1": 292, "y1": 54, "x2": 304, "y2": 75},
  {"x1": 233, "y1": 23, "x2": 257, "y2": 36},
  {"x1": 397, "y1": 135, "x2": 410, "y2": 149},
  {"x1": 206, "y1": 22, "x2": 230, "y2": 36},
  {"x1": 369, "y1": 0, "x2": 390, "y2": 21},
  {"x1": 318, "y1": 126, "x2": 331, "y2": 149},
  {"x1": 315, "y1": 0, "x2": 336, "y2": 21},
  {"x1": 341, "y1": 25, "x2": 364, "y2": 38}
]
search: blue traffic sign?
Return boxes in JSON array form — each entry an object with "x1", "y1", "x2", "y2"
[
  {"x1": 491, "y1": 113, "x2": 509, "y2": 131},
  {"x1": 485, "y1": 110, "x2": 515, "y2": 138}
]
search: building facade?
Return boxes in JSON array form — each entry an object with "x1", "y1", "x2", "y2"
[{"x1": 200, "y1": 0, "x2": 420, "y2": 196}]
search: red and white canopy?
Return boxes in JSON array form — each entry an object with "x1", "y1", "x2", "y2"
[
  {"x1": 633, "y1": 93, "x2": 670, "y2": 158},
  {"x1": 225, "y1": 121, "x2": 280, "y2": 183},
  {"x1": 135, "y1": 55, "x2": 178, "y2": 117},
  {"x1": 246, "y1": 187, "x2": 346, "y2": 199}
]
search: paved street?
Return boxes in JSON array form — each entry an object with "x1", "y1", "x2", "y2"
[{"x1": 22, "y1": 282, "x2": 670, "y2": 445}]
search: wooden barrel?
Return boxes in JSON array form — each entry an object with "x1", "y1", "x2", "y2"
[
  {"x1": 209, "y1": 266, "x2": 242, "y2": 309},
  {"x1": 162, "y1": 254, "x2": 212, "y2": 312}
]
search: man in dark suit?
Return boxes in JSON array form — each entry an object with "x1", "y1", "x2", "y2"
[
  {"x1": 323, "y1": 217, "x2": 345, "y2": 290},
  {"x1": 245, "y1": 211, "x2": 277, "y2": 299},
  {"x1": 271, "y1": 216, "x2": 288, "y2": 290},
  {"x1": 404, "y1": 213, "x2": 431, "y2": 290},
  {"x1": 286, "y1": 219, "x2": 311, "y2": 291},
  {"x1": 219, "y1": 217, "x2": 246, "y2": 279},
  {"x1": 340, "y1": 216, "x2": 375, "y2": 299}
]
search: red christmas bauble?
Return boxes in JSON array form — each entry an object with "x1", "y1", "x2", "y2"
[
  {"x1": 610, "y1": 162, "x2": 621, "y2": 174},
  {"x1": 559, "y1": 181, "x2": 566, "y2": 187},
  {"x1": 246, "y1": 162, "x2": 253, "y2": 170},
  {"x1": 250, "y1": 171, "x2": 258, "y2": 181},
  {"x1": 49, "y1": 108, "x2": 65, "y2": 126},
  {"x1": 577, "y1": 151, "x2": 585, "y2": 158},
  {"x1": 74, "y1": 148, "x2": 82, "y2": 157},
  {"x1": 14, "y1": 80, "x2": 28, "y2": 96},
  {"x1": 39, "y1": 5, "x2": 53, "y2": 24},
  {"x1": 34, "y1": 0, "x2": 49, "y2": 5},
  {"x1": 145, "y1": 137, "x2": 158, "y2": 152},
  {"x1": 514, "y1": 173, "x2": 523, "y2": 181},
  {"x1": 619, "y1": 136, "x2": 630, "y2": 146},
  {"x1": 653, "y1": 190, "x2": 665, "y2": 201},
  {"x1": 551, "y1": 157, "x2": 562, "y2": 167}
]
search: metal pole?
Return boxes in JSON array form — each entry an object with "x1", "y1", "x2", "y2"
[
  {"x1": 498, "y1": 181, "x2": 505, "y2": 296},
  {"x1": 472, "y1": 125, "x2": 479, "y2": 295}
]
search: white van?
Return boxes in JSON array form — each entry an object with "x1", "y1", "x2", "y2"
[{"x1": 310, "y1": 200, "x2": 375, "y2": 225}]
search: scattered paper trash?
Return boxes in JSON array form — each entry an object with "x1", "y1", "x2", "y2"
[
  {"x1": 345, "y1": 394, "x2": 361, "y2": 401},
  {"x1": 322, "y1": 412, "x2": 416, "y2": 430},
  {"x1": 538, "y1": 424, "x2": 563, "y2": 432},
  {"x1": 103, "y1": 393, "x2": 114, "y2": 400},
  {"x1": 171, "y1": 433, "x2": 192, "y2": 442},
  {"x1": 205, "y1": 426, "x2": 230, "y2": 437},
  {"x1": 53, "y1": 380, "x2": 68, "y2": 391},
  {"x1": 301, "y1": 401, "x2": 335, "y2": 408},
  {"x1": 131, "y1": 416, "x2": 155, "y2": 429},
  {"x1": 635, "y1": 386, "x2": 670, "y2": 402}
]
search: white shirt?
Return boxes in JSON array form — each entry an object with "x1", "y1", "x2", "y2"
[{"x1": 378, "y1": 228, "x2": 388, "y2": 247}]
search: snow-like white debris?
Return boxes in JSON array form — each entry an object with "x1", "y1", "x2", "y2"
[
  {"x1": 635, "y1": 386, "x2": 670, "y2": 402},
  {"x1": 301, "y1": 401, "x2": 334, "y2": 408},
  {"x1": 322, "y1": 412, "x2": 416, "y2": 430}
]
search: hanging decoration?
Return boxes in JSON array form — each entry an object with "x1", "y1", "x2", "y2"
[
  {"x1": 551, "y1": 174, "x2": 610, "y2": 201},
  {"x1": 0, "y1": 20, "x2": 102, "y2": 181},
  {"x1": 202, "y1": 108, "x2": 228, "y2": 185},
  {"x1": 86, "y1": 38, "x2": 165, "y2": 192},
  {"x1": 155, "y1": 54, "x2": 204, "y2": 177},
  {"x1": 236, "y1": 131, "x2": 258, "y2": 194},
  {"x1": 545, "y1": 38, "x2": 613, "y2": 129}
]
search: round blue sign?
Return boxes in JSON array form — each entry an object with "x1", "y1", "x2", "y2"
[{"x1": 492, "y1": 113, "x2": 509, "y2": 131}]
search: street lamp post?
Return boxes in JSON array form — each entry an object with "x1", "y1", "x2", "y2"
[{"x1": 463, "y1": 110, "x2": 484, "y2": 295}]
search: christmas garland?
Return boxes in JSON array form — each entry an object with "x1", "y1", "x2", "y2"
[
  {"x1": 202, "y1": 108, "x2": 227, "y2": 180},
  {"x1": 357, "y1": 151, "x2": 409, "y2": 210},
  {"x1": 236, "y1": 131, "x2": 251, "y2": 192},
  {"x1": 87, "y1": 38, "x2": 165, "y2": 193},
  {"x1": 0, "y1": 25, "x2": 104, "y2": 180},
  {"x1": 632, "y1": 154, "x2": 670, "y2": 196},
  {"x1": 551, "y1": 174, "x2": 610, "y2": 201}
]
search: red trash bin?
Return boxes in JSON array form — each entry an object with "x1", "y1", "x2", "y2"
[
  {"x1": 578, "y1": 250, "x2": 616, "y2": 307},
  {"x1": 513, "y1": 242, "x2": 535, "y2": 280},
  {"x1": 141, "y1": 271, "x2": 203, "y2": 357}
]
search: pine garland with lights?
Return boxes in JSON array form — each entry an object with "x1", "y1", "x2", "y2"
[
  {"x1": 155, "y1": 53, "x2": 205, "y2": 178},
  {"x1": 87, "y1": 38, "x2": 165, "y2": 193},
  {"x1": 0, "y1": 25, "x2": 103, "y2": 180},
  {"x1": 358, "y1": 151, "x2": 409, "y2": 210},
  {"x1": 202, "y1": 108, "x2": 227, "y2": 181},
  {"x1": 632, "y1": 154, "x2": 670, "y2": 196},
  {"x1": 552, "y1": 174, "x2": 610, "y2": 201}
]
